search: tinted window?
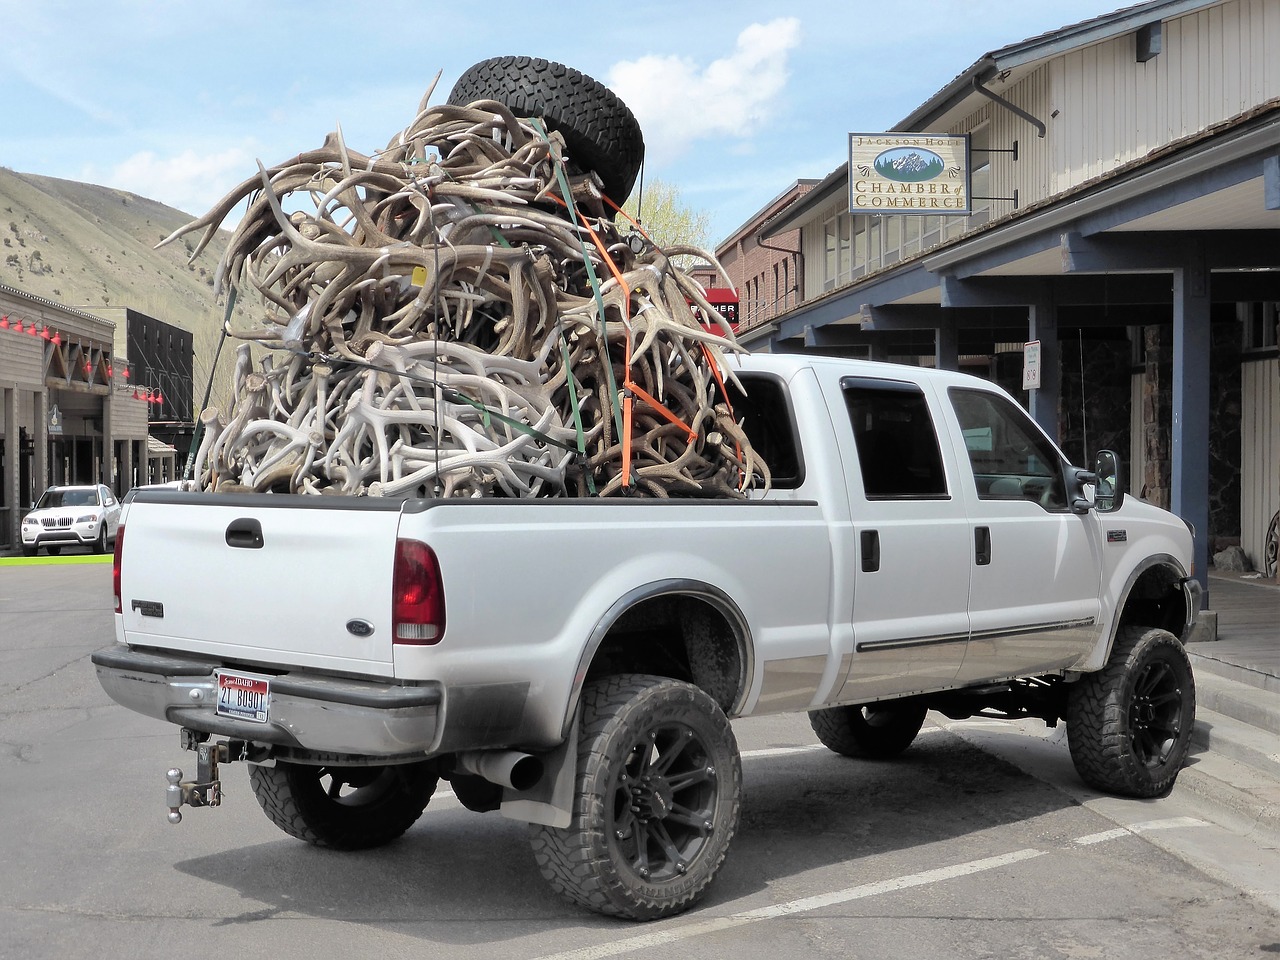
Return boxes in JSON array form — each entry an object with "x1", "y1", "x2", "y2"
[
  {"x1": 724, "y1": 375, "x2": 803, "y2": 489},
  {"x1": 949, "y1": 387, "x2": 1066, "y2": 509},
  {"x1": 842, "y1": 378, "x2": 948, "y2": 498}
]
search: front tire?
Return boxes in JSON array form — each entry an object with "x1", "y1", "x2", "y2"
[
  {"x1": 529, "y1": 674, "x2": 741, "y2": 920},
  {"x1": 93, "y1": 528, "x2": 107, "y2": 554},
  {"x1": 248, "y1": 760, "x2": 437, "y2": 850},
  {"x1": 1067, "y1": 626, "x2": 1196, "y2": 797},
  {"x1": 809, "y1": 700, "x2": 928, "y2": 759}
]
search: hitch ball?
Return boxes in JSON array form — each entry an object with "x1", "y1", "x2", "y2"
[{"x1": 166, "y1": 768, "x2": 185, "y2": 824}]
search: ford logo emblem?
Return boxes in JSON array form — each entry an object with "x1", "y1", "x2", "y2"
[{"x1": 346, "y1": 619, "x2": 375, "y2": 637}]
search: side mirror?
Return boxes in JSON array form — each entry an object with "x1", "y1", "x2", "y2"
[{"x1": 1092, "y1": 449, "x2": 1125, "y2": 513}]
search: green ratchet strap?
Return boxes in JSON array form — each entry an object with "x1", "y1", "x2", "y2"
[
  {"x1": 530, "y1": 117, "x2": 626, "y2": 446},
  {"x1": 559, "y1": 331, "x2": 597, "y2": 495}
]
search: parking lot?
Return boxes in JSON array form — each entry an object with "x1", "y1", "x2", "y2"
[{"x1": 4, "y1": 561, "x2": 1280, "y2": 960}]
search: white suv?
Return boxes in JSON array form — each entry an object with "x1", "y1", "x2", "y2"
[{"x1": 20, "y1": 484, "x2": 121, "y2": 556}]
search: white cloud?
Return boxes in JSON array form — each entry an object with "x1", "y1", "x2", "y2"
[
  {"x1": 608, "y1": 17, "x2": 801, "y2": 166},
  {"x1": 99, "y1": 146, "x2": 262, "y2": 220}
]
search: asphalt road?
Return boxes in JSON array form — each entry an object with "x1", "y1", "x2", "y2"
[{"x1": 3, "y1": 562, "x2": 1280, "y2": 960}]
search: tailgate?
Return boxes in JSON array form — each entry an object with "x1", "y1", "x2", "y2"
[{"x1": 117, "y1": 491, "x2": 405, "y2": 676}]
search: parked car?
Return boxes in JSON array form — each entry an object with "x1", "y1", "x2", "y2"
[{"x1": 20, "y1": 484, "x2": 121, "y2": 556}]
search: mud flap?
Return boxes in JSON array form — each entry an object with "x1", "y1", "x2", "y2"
[{"x1": 499, "y1": 710, "x2": 579, "y2": 829}]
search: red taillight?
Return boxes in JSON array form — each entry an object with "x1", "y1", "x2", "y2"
[
  {"x1": 392, "y1": 538, "x2": 445, "y2": 644},
  {"x1": 112, "y1": 524, "x2": 125, "y2": 614}
]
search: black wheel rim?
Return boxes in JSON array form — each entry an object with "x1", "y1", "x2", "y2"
[
  {"x1": 608, "y1": 723, "x2": 719, "y2": 884},
  {"x1": 1265, "y1": 511, "x2": 1278, "y2": 579},
  {"x1": 1129, "y1": 656, "x2": 1185, "y2": 768}
]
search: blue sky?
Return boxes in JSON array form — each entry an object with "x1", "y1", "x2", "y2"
[{"x1": 1, "y1": 0, "x2": 1114, "y2": 245}]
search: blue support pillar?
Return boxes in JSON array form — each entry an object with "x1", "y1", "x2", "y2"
[
  {"x1": 1028, "y1": 296, "x2": 1060, "y2": 442},
  {"x1": 1172, "y1": 258, "x2": 1211, "y2": 608}
]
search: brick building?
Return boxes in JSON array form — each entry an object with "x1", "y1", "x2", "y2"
[{"x1": 689, "y1": 180, "x2": 818, "y2": 334}]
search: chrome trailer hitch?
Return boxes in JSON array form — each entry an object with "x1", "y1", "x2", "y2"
[{"x1": 165, "y1": 728, "x2": 268, "y2": 824}]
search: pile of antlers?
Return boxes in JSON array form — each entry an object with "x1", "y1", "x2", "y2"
[{"x1": 161, "y1": 82, "x2": 769, "y2": 499}]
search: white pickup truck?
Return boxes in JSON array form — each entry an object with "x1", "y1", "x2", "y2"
[{"x1": 94, "y1": 352, "x2": 1201, "y2": 920}]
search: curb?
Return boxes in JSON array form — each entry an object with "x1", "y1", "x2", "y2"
[
  {"x1": 1174, "y1": 752, "x2": 1280, "y2": 849},
  {"x1": 0, "y1": 554, "x2": 112, "y2": 567}
]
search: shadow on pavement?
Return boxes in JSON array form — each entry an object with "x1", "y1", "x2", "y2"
[{"x1": 173, "y1": 729, "x2": 1079, "y2": 945}]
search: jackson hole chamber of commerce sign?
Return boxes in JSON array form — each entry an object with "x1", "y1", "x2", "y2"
[{"x1": 848, "y1": 134, "x2": 971, "y2": 215}]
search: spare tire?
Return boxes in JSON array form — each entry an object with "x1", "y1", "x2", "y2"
[{"x1": 446, "y1": 56, "x2": 645, "y2": 207}]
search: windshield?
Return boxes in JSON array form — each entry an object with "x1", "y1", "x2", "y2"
[{"x1": 36, "y1": 488, "x2": 101, "y2": 509}]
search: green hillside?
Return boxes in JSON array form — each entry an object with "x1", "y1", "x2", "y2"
[{"x1": 0, "y1": 168, "x2": 257, "y2": 412}]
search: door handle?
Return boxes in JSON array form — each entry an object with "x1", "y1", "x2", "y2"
[
  {"x1": 861, "y1": 529, "x2": 880, "y2": 573},
  {"x1": 225, "y1": 518, "x2": 264, "y2": 549},
  {"x1": 975, "y1": 526, "x2": 991, "y2": 566}
]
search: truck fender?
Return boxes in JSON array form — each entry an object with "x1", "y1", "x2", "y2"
[
  {"x1": 1081, "y1": 553, "x2": 1194, "y2": 672},
  {"x1": 559, "y1": 578, "x2": 754, "y2": 741}
]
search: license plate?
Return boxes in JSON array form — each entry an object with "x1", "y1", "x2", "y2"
[{"x1": 216, "y1": 671, "x2": 271, "y2": 724}]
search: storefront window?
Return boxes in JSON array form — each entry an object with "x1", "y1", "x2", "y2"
[
  {"x1": 823, "y1": 216, "x2": 838, "y2": 291},
  {"x1": 884, "y1": 216, "x2": 902, "y2": 265},
  {"x1": 838, "y1": 214, "x2": 852, "y2": 284}
]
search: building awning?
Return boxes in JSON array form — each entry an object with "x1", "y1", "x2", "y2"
[{"x1": 146, "y1": 436, "x2": 177, "y2": 456}]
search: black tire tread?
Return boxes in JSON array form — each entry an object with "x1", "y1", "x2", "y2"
[
  {"x1": 248, "y1": 761, "x2": 437, "y2": 850},
  {"x1": 529, "y1": 673, "x2": 740, "y2": 920},
  {"x1": 808, "y1": 700, "x2": 928, "y2": 759},
  {"x1": 446, "y1": 55, "x2": 644, "y2": 205},
  {"x1": 1067, "y1": 626, "x2": 1196, "y2": 797}
]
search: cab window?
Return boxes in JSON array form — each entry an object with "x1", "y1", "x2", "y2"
[
  {"x1": 724, "y1": 374, "x2": 803, "y2": 489},
  {"x1": 842, "y1": 378, "x2": 948, "y2": 499},
  {"x1": 948, "y1": 387, "x2": 1066, "y2": 509}
]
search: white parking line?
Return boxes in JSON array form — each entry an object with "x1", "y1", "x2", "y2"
[
  {"x1": 740, "y1": 744, "x2": 828, "y2": 759},
  {"x1": 1073, "y1": 816, "x2": 1208, "y2": 845},
  {"x1": 532, "y1": 849, "x2": 1045, "y2": 960},
  {"x1": 738, "y1": 734, "x2": 941, "y2": 763},
  {"x1": 531, "y1": 816, "x2": 1211, "y2": 960}
]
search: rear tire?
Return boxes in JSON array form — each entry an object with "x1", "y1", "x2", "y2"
[
  {"x1": 529, "y1": 674, "x2": 741, "y2": 920},
  {"x1": 1067, "y1": 626, "x2": 1196, "y2": 797},
  {"x1": 45, "y1": 546, "x2": 61, "y2": 556},
  {"x1": 248, "y1": 760, "x2": 437, "y2": 850},
  {"x1": 809, "y1": 700, "x2": 928, "y2": 759},
  {"x1": 447, "y1": 56, "x2": 645, "y2": 206}
]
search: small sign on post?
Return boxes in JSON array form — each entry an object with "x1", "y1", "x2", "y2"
[{"x1": 1022, "y1": 340, "x2": 1042, "y2": 390}]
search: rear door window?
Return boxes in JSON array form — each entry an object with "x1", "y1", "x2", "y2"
[{"x1": 841, "y1": 377, "x2": 948, "y2": 499}]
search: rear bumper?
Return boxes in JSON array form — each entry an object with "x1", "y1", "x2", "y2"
[{"x1": 92, "y1": 645, "x2": 443, "y2": 757}]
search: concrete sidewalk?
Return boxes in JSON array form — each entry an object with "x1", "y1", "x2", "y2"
[
  {"x1": 1194, "y1": 571, "x2": 1280, "y2": 679},
  {"x1": 1178, "y1": 573, "x2": 1280, "y2": 847}
]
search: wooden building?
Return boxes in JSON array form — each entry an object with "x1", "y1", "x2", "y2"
[
  {"x1": 0, "y1": 285, "x2": 173, "y2": 552},
  {"x1": 739, "y1": 0, "x2": 1280, "y2": 601}
]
